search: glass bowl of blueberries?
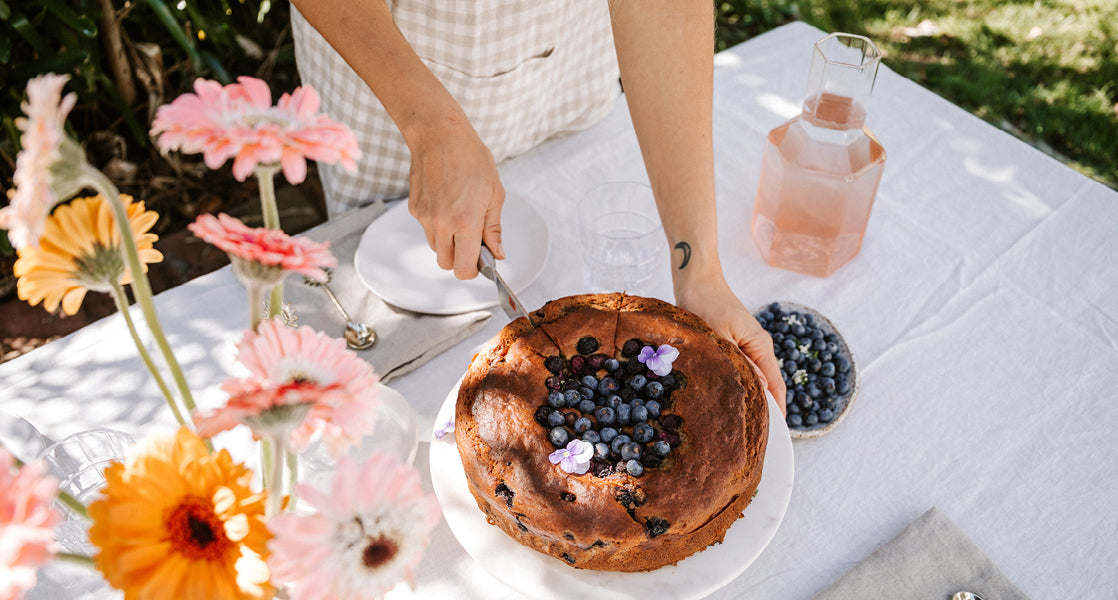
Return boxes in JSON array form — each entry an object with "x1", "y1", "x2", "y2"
[{"x1": 755, "y1": 301, "x2": 857, "y2": 439}]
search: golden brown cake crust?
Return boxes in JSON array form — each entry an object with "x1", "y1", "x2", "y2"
[{"x1": 456, "y1": 293, "x2": 768, "y2": 572}]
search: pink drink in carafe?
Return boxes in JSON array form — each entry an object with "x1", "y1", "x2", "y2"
[{"x1": 752, "y1": 34, "x2": 886, "y2": 277}]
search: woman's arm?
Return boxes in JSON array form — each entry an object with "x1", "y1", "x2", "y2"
[
  {"x1": 608, "y1": 0, "x2": 785, "y2": 407},
  {"x1": 291, "y1": 0, "x2": 505, "y2": 278}
]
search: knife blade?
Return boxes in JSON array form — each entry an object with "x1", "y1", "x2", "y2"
[{"x1": 477, "y1": 244, "x2": 535, "y2": 326}]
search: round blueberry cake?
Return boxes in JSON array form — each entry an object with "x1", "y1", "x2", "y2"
[{"x1": 454, "y1": 293, "x2": 768, "y2": 572}]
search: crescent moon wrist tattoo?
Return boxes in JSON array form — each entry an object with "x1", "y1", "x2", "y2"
[{"x1": 674, "y1": 241, "x2": 692, "y2": 270}]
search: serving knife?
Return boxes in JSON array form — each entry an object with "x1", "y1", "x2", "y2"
[{"x1": 477, "y1": 244, "x2": 535, "y2": 326}]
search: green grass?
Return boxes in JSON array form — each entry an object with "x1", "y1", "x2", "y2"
[{"x1": 716, "y1": 0, "x2": 1118, "y2": 188}]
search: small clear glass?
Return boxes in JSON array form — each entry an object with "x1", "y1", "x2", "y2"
[
  {"x1": 37, "y1": 428, "x2": 135, "y2": 556},
  {"x1": 579, "y1": 181, "x2": 665, "y2": 295},
  {"x1": 37, "y1": 428, "x2": 135, "y2": 508},
  {"x1": 298, "y1": 384, "x2": 419, "y2": 488},
  {"x1": 752, "y1": 33, "x2": 887, "y2": 277}
]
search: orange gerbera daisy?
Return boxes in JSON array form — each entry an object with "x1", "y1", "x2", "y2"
[
  {"x1": 88, "y1": 427, "x2": 272, "y2": 600},
  {"x1": 13, "y1": 194, "x2": 162, "y2": 315}
]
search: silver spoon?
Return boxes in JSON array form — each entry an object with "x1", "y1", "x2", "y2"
[
  {"x1": 951, "y1": 592, "x2": 985, "y2": 600},
  {"x1": 303, "y1": 268, "x2": 376, "y2": 350}
]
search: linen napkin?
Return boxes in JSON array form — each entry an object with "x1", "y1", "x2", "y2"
[
  {"x1": 282, "y1": 201, "x2": 491, "y2": 382},
  {"x1": 813, "y1": 507, "x2": 1031, "y2": 600}
]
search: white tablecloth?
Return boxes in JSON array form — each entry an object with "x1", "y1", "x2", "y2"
[{"x1": 4, "y1": 21, "x2": 1116, "y2": 599}]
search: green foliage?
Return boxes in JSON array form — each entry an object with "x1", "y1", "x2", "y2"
[
  {"x1": 715, "y1": 0, "x2": 801, "y2": 51},
  {"x1": 715, "y1": 0, "x2": 1118, "y2": 187},
  {"x1": 1, "y1": 0, "x2": 113, "y2": 156},
  {"x1": 0, "y1": 225, "x2": 11, "y2": 257},
  {"x1": 0, "y1": 0, "x2": 296, "y2": 188}
]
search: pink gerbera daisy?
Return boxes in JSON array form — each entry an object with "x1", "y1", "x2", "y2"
[
  {"x1": 0, "y1": 74, "x2": 79, "y2": 250},
  {"x1": 188, "y1": 212, "x2": 336, "y2": 285},
  {"x1": 151, "y1": 76, "x2": 360, "y2": 183},
  {"x1": 0, "y1": 448, "x2": 63, "y2": 600},
  {"x1": 194, "y1": 318, "x2": 380, "y2": 457},
  {"x1": 267, "y1": 453, "x2": 441, "y2": 600}
]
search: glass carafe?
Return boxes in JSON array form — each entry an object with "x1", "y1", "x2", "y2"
[{"x1": 751, "y1": 33, "x2": 886, "y2": 277}]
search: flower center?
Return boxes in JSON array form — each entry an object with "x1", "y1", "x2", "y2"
[
  {"x1": 361, "y1": 536, "x2": 398, "y2": 569},
  {"x1": 189, "y1": 514, "x2": 216, "y2": 546},
  {"x1": 231, "y1": 255, "x2": 286, "y2": 287},
  {"x1": 245, "y1": 400, "x2": 315, "y2": 437},
  {"x1": 268, "y1": 354, "x2": 341, "y2": 392},
  {"x1": 74, "y1": 244, "x2": 124, "y2": 292},
  {"x1": 241, "y1": 113, "x2": 293, "y2": 129},
  {"x1": 166, "y1": 496, "x2": 230, "y2": 560}
]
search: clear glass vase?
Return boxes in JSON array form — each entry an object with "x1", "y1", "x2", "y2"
[
  {"x1": 751, "y1": 32, "x2": 886, "y2": 277},
  {"x1": 37, "y1": 428, "x2": 134, "y2": 557},
  {"x1": 0, "y1": 407, "x2": 49, "y2": 463},
  {"x1": 34, "y1": 428, "x2": 134, "y2": 598}
]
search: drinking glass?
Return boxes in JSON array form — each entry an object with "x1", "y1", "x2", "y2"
[
  {"x1": 37, "y1": 428, "x2": 135, "y2": 554},
  {"x1": 579, "y1": 182, "x2": 665, "y2": 295},
  {"x1": 38, "y1": 428, "x2": 134, "y2": 507},
  {"x1": 298, "y1": 384, "x2": 419, "y2": 487}
]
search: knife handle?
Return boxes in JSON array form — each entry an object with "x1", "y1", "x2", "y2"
[{"x1": 478, "y1": 244, "x2": 498, "y2": 280}]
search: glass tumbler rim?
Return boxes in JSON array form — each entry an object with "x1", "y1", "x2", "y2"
[
  {"x1": 580, "y1": 180, "x2": 662, "y2": 231},
  {"x1": 0, "y1": 407, "x2": 50, "y2": 463},
  {"x1": 814, "y1": 32, "x2": 882, "y2": 68},
  {"x1": 37, "y1": 427, "x2": 135, "y2": 471}
]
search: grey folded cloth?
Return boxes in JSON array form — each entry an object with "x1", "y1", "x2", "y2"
[
  {"x1": 283, "y1": 201, "x2": 491, "y2": 382},
  {"x1": 814, "y1": 507, "x2": 1030, "y2": 600}
]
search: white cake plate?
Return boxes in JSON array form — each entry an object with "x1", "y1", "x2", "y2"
[{"x1": 429, "y1": 381, "x2": 794, "y2": 600}]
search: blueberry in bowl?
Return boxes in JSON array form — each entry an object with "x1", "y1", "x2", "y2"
[{"x1": 755, "y1": 301, "x2": 857, "y2": 439}]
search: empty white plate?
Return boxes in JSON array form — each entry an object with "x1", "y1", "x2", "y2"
[{"x1": 354, "y1": 197, "x2": 549, "y2": 315}]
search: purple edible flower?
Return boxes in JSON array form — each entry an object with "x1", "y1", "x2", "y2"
[
  {"x1": 548, "y1": 439, "x2": 594, "y2": 475},
  {"x1": 637, "y1": 344, "x2": 679, "y2": 377},
  {"x1": 433, "y1": 418, "x2": 455, "y2": 440}
]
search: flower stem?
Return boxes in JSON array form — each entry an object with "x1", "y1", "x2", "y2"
[
  {"x1": 255, "y1": 165, "x2": 284, "y2": 321},
  {"x1": 269, "y1": 283, "x2": 285, "y2": 323},
  {"x1": 247, "y1": 280, "x2": 266, "y2": 332},
  {"x1": 285, "y1": 448, "x2": 299, "y2": 512},
  {"x1": 265, "y1": 435, "x2": 286, "y2": 516},
  {"x1": 256, "y1": 164, "x2": 282, "y2": 230},
  {"x1": 108, "y1": 281, "x2": 186, "y2": 427},
  {"x1": 55, "y1": 552, "x2": 96, "y2": 568},
  {"x1": 83, "y1": 167, "x2": 197, "y2": 417},
  {"x1": 260, "y1": 436, "x2": 273, "y2": 488},
  {"x1": 56, "y1": 489, "x2": 89, "y2": 520}
]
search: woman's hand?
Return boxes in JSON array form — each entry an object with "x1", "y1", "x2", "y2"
[
  {"x1": 676, "y1": 276, "x2": 787, "y2": 415},
  {"x1": 407, "y1": 117, "x2": 505, "y2": 280}
]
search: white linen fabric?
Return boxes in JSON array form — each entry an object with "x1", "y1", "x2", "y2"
[
  {"x1": 9, "y1": 22, "x2": 1118, "y2": 600},
  {"x1": 814, "y1": 507, "x2": 1031, "y2": 600},
  {"x1": 290, "y1": 0, "x2": 621, "y2": 214}
]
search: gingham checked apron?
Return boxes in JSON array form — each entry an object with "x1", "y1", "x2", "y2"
[{"x1": 291, "y1": 1, "x2": 621, "y2": 214}]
